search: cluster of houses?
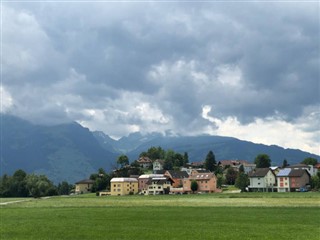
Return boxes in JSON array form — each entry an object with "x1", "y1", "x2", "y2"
[{"x1": 75, "y1": 157, "x2": 319, "y2": 195}]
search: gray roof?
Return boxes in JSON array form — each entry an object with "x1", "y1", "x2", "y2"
[
  {"x1": 248, "y1": 168, "x2": 270, "y2": 177},
  {"x1": 165, "y1": 170, "x2": 189, "y2": 178},
  {"x1": 289, "y1": 169, "x2": 310, "y2": 177}
]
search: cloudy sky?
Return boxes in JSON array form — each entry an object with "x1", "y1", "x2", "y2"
[{"x1": 1, "y1": 1, "x2": 319, "y2": 154}]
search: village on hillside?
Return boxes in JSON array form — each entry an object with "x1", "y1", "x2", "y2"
[{"x1": 75, "y1": 152, "x2": 320, "y2": 196}]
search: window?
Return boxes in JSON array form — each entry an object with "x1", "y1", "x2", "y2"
[
  {"x1": 258, "y1": 183, "x2": 260, "y2": 185},
  {"x1": 114, "y1": 184, "x2": 116, "y2": 187},
  {"x1": 117, "y1": 189, "x2": 120, "y2": 192}
]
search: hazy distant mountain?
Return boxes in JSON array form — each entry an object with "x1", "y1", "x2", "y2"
[
  {"x1": 1, "y1": 114, "x2": 117, "y2": 184},
  {"x1": 94, "y1": 131, "x2": 319, "y2": 166},
  {"x1": 1, "y1": 114, "x2": 319, "y2": 184}
]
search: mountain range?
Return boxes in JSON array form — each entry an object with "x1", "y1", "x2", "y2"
[{"x1": 1, "y1": 114, "x2": 319, "y2": 184}]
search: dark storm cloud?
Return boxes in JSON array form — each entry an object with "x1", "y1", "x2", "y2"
[{"x1": 2, "y1": 2, "x2": 319, "y2": 141}]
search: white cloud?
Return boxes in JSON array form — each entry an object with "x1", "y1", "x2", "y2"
[
  {"x1": 202, "y1": 105, "x2": 320, "y2": 155},
  {"x1": 0, "y1": 86, "x2": 13, "y2": 112}
]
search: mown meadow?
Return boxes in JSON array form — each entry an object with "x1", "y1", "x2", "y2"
[{"x1": 1, "y1": 192, "x2": 319, "y2": 240}]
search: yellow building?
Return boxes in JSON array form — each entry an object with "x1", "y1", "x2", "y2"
[
  {"x1": 110, "y1": 178, "x2": 138, "y2": 196},
  {"x1": 75, "y1": 179, "x2": 95, "y2": 194}
]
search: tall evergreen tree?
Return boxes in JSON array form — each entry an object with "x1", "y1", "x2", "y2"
[
  {"x1": 282, "y1": 159, "x2": 289, "y2": 168},
  {"x1": 204, "y1": 150, "x2": 216, "y2": 172}
]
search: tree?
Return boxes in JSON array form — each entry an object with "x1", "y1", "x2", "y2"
[
  {"x1": 57, "y1": 181, "x2": 72, "y2": 195},
  {"x1": 301, "y1": 157, "x2": 318, "y2": 166},
  {"x1": 282, "y1": 159, "x2": 289, "y2": 168},
  {"x1": 216, "y1": 174, "x2": 225, "y2": 189},
  {"x1": 235, "y1": 172, "x2": 249, "y2": 192},
  {"x1": 25, "y1": 174, "x2": 57, "y2": 198},
  {"x1": 183, "y1": 152, "x2": 189, "y2": 167},
  {"x1": 117, "y1": 155, "x2": 129, "y2": 168},
  {"x1": 204, "y1": 150, "x2": 216, "y2": 172},
  {"x1": 254, "y1": 154, "x2": 271, "y2": 168},
  {"x1": 225, "y1": 168, "x2": 238, "y2": 185},
  {"x1": 141, "y1": 146, "x2": 166, "y2": 160},
  {"x1": 90, "y1": 168, "x2": 111, "y2": 192},
  {"x1": 191, "y1": 180, "x2": 198, "y2": 193},
  {"x1": 311, "y1": 172, "x2": 320, "y2": 190}
]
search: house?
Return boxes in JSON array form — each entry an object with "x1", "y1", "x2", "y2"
[
  {"x1": 153, "y1": 159, "x2": 164, "y2": 172},
  {"x1": 75, "y1": 179, "x2": 95, "y2": 194},
  {"x1": 110, "y1": 178, "x2": 139, "y2": 196},
  {"x1": 270, "y1": 166, "x2": 280, "y2": 175},
  {"x1": 164, "y1": 170, "x2": 189, "y2": 188},
  {"x1": 248, "y1": 168, "x2": 277, "y2": 192},
  {"x1": 288, "y1": 169, "x2": 311, "y2": 191},
  {"x1": 277, "y1": 168, "x2": 291, "y2": 192},
  {"x1": 143, "y1": 177, "x2": 174, "y2": 195},
  {"x1": 138, "y1": 174, "x2": 164, "y2": 192},
  {"x1": 136, "y1": 157, "x2": 153, "y2": 169},
  {"x1": 242, "y1": 163, "x2": 256, "y2": 174},
  {"x1": 218, "y1": 160, "x2": 249, "y2": 169},
  {"x1": 183, "y1": 172, "x2": 217, "y2": 193},
  {"x1": 288, "y1": 164, "x2": 317, "y2": 176},
  {"x1": 187, "y1": 161, "x2": 204, "y2": 168}
]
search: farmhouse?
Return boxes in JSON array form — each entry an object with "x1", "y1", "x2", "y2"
[
  {"x1": 75, "y1": 179, "x2": 95, "y2": 194},
  {"x1": 110, "y1": 177, "x2": 138, "y2": 196}
]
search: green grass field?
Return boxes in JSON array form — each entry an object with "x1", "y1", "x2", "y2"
[{"x1": 1, "y1": 193, "x2": 319, "y2": 240}]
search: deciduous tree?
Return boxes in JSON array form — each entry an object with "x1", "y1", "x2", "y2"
[
  {"x1": 254, "y1": 154, "x2": 271, "y2": 168},
  {"x1": 301, "y1": 157, "x2": 318, "y2": 166}
]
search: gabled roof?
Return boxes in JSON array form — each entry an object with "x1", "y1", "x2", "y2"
[
  {"x1": 146, "y1": 177, "x2": 174, "y2": 185},
  {"x1": 75, "y1": 179, "x2": 95, "y2": 184},
  {"x1": 289, "y1": 169, "x2": 310, "y2": 177},
  {"x1": 137, "y1": 157, "x2": 152, "y2": 163},
  {"x1": 165, "y1": 170, "x2": 189, "y2": 179},
  {"x1": 248, "y1": 168, "x2": 270, "y2": 177}
]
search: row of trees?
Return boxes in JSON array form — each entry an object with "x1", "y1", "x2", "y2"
[{"x1": 0, "y1": 170, "x2": 73, "y2": 198}]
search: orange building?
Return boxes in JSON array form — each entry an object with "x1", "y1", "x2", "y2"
[{"x1": 183, "y1": 172, "x2": 217, "y2": 193}]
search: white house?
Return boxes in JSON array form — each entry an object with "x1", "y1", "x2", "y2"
[
  {"x1": 248, "y1": 168, "x2": 277, "y2": 192},
  {"x1": 153, "y1": 159, "x2": 164, "y2": 172},
  {"x1": 143, "y1": 177, "x2": 173, "y2": 195}
]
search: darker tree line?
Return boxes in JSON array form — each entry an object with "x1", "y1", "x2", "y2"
[{"x1": 0, "y1": 169, "x2": 73, "y2": 198}]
